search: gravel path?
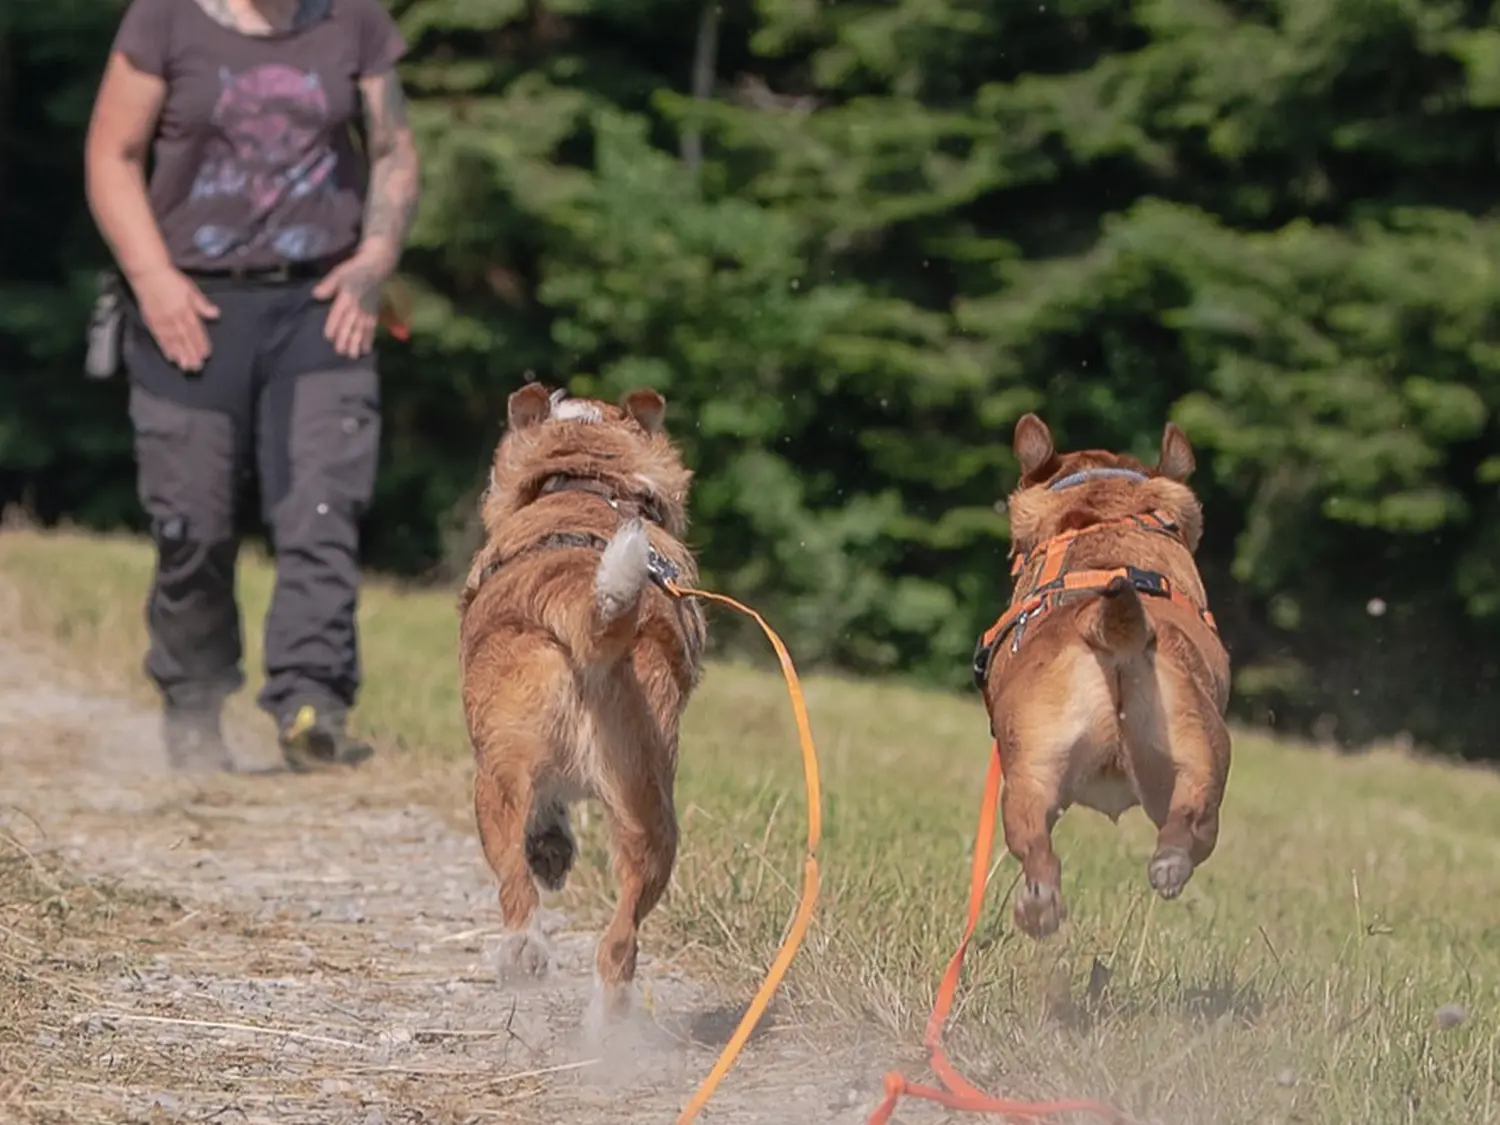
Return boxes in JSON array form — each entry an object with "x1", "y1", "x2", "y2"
[{"x1": 0, "y1": 619, "x2": 900, "y2": 1124}]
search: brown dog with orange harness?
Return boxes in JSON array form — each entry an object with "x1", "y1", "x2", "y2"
[{"x1": 972, "y1": 413, "x2": 1231, "y2": 939}]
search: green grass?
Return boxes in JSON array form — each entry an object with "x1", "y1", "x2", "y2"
[{"x1": 2, "y1": 528, "x2": 1497, "y2": 1123}]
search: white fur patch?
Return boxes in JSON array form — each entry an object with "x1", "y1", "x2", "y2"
[
  {"x1": 594, "y1": 520, "x2": 650, "y2": 621},
  {"x1": 552, "y1": 397, "x2": 603, "y2": 423}
]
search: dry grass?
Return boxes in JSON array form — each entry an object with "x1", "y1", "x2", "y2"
[
  {"x1": 2, "y1": 527, "x2": 1498, "y2": 1123},
  {"x1": 0, "y1": 812, "x2": 190, "y2": 1121}
]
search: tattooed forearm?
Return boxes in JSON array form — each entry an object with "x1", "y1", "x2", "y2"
[
  {"x1": 364, "y1": 69, "x2": 410, "y2": 156},
  {"x1": 358, "y1": 70, "x2": 421, "y2": 268},
  {"x1": 364, "y1": 148, "x2": 419, "y2": 252}
]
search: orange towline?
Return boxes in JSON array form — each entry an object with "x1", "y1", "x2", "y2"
[
  {"x1": 866, "y1": 743, "x2": 1125, "y2": 1125},
  {"x1": 379, "y1": 277, "x2": 412, "y2": 341},
  {"x1": 663, "y1": 580, "x2": 824, "y2": 1125}
]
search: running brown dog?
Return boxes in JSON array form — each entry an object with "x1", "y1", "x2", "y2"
[
  {"x1": 459, "y1": 383, "x2": 706, "y2": 1008},
  {"x1": 972, "y1": 413, "x2": 1231, "y2": 939}
]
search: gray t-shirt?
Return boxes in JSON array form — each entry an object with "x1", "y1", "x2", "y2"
[{"x1": 111, "y1": 0, "x2": 406, "y2": 271}]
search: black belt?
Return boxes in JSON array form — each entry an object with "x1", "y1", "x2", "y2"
[{"x1": 181, "y1": 257, "x2": 339, "y2": 284}]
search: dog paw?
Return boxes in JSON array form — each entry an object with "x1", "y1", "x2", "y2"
[
  {"x1": 495, "y1": 930, "x2": 551, "y2": 980},
  {"x1": 1013, "y1": 880, "x2": 1067, "y2": 939},
  {"x1": 1148, "y1": 846, "x2": 1194, "y2": 900},
  {"x1": 525, "y1": 823, "x2": 575, "y2": 892},
  {"x1": 590, "y1": 976, "x2": 633, "y2": 1023}
]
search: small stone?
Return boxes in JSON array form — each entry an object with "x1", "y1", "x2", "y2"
[
  {"x1": 1436, "y1": 1003, "x2": 1467, "y2": 1030},
  {"x1": 1276, "y1": 1069, "x2": 1298, "y2": 1087}
]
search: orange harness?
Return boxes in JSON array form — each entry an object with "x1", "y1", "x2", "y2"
[{"x1": 971, "y1": 510, "x2": 1218, "y2": 691}]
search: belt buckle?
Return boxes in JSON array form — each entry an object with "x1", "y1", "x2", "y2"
[{"x1": 227, "y1": 262, "x2": 292, "y2": 283}]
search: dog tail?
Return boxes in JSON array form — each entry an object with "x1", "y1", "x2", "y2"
[
  {"x1": 1081, "y1": 576, "x2": 1155, "y2": 657},
  {"x1": 579, "y1": 518, "x2": 652, "y2": 665}
]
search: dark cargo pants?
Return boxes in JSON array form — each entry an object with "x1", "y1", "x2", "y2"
[{"x1": 123, "y1": 276, "x2": 381, "y2": 727}]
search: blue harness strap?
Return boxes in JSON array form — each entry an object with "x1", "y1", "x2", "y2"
[{"x1": 1047, "y1": 467, "x2": 1150, "y2": 491}]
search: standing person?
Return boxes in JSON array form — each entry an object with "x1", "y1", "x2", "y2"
[{"x1": 83, "y1": 0, "x2": 421, "y2": 772}]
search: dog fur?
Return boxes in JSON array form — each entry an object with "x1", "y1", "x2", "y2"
[
  {"x1": 982, "y1": 413, "x2": 1231, "y2": 939},
  {"x1": 458, "y1": 384, "x2": 706, "y2": 1007}
]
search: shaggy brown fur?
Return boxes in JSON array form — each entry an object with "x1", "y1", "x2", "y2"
[
  {"x1": 981, "y1": 413, "x2": 1231, "y2": 939},
  {"x1": 458, "y1": 384, "x2": 706, "y2": 1009}
]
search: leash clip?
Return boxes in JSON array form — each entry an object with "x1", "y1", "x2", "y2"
[{"x1": 646, "y1": 548, "x2": 680, "y2": 590}]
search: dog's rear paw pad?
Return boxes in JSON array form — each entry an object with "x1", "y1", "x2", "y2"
[
  {"x1": 1013, "y1": 881, "x2": 1067, "y2": 939},
  {"x1": 496, "y1": 931, "x2": 551, "y2": 980},
  {"x1": 526, "y1": 825, "x2": 575, "y2": 892},
  {"x1": 1148, "y1": 847, "x2": 1194, "y2": 900}
]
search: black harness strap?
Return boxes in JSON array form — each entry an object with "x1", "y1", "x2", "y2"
[
  {"x1": 537, "y1": 473, "x2": 670, "y2": 527},
  {"x1": 473, "y1": 478, "x2": 681, "y2": 593},
  {"x1": 478, "y1": 530, "x2": 610, "y2": 586}
]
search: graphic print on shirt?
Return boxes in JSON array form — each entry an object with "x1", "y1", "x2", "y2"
[{"x1": 189, "y1": 63, "x2": 339, "y2": 261}]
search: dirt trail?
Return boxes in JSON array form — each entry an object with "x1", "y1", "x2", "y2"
[{"x1": 0, "y1": 610, "x2": 902, "y2": 1122}]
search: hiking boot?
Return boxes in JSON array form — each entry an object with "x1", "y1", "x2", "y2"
[
  {"x1": 278, "y1": 703, "x2": 374, "y2": 772},
  {"x1": 163, "y1": 705, "x2": 235, "y2": 773}
]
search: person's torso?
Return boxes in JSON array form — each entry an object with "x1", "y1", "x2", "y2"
[{"x1": 148, "y1": 0, "x2": 370, "y2": 272}]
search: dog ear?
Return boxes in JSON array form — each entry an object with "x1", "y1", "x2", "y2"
[
  {"x1": 1157, "y1": 421, "x2": 1196, "y2": 481},
  {"x1": 1013, "y1": 413, "x2": 1058, "y2": 480},
  {"x1": 620, "y1": 388, "x2": 667, "y2": 435},
  {"x1": 507, "y1": 383, "x2": 552, "y2": 430}
]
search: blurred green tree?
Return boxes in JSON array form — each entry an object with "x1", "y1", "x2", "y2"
[{"x1": 5, "y1": 0, "x2": 1499, "y2": 756}]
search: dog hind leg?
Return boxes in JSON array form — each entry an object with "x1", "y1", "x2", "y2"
[
  {"x1": 475, "y1": 756, "x2": 551, "y2": 977},
  {"x1": 593, "y1": 742, "x2": 678, "y2": 1014},
  {"x1": 1144, "y1": 707, "x2": 1229, "y2": 900},
  {"x1": 1121, "y1": 659, "x2": 1230, "y2": 901},
  {"x1": 1000, "y1": 749, "x2": 1070, "y2": 939}
]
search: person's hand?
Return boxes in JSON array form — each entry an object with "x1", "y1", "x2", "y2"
[
  {"x1": 312, "y1": 251, "x2": 390, "y2": 359},
  {"x1": 134, "y1": 266, "x2": 220, "y2": 372}
]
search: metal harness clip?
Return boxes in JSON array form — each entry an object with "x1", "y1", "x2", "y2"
[
  {"x1": 646, "y1": 548, "x2": 681, "y2": 589},
  {"x1": 1009, "y1": 604, "x2": 1040, "y2": 654}
]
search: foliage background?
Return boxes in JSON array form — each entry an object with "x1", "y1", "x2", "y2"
[{"x1": 4, "y1": 0, "x2": 1499, "y2": 757}]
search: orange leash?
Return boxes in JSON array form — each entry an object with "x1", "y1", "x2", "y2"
[
  {"x1": 663, "y1": 580, "x2": 823, "y2": 1125},
  {"x1": 379, "y1": 277, "x2": 412, "y2": 341},
  {"x1": 866, "y1": 742, "x2": 1125, "y2": 1125}
]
